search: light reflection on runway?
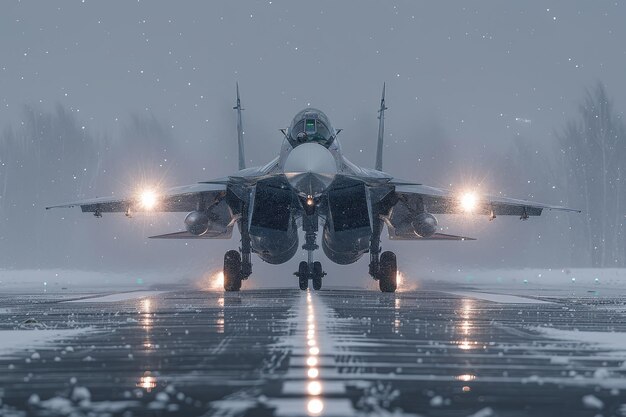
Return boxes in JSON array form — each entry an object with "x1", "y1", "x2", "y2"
[
  {"x1": 305, "y1": 290, "x2": 324, "y2": 416},
  {"x1": 456, "y1": 298, "x2": 477, "y2": 351},
  {"x1": 137, "y1": 371, "x2": 157, "y2": 392}
]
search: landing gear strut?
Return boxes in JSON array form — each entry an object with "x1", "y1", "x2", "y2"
[
  {"x1": 294, "y1": 213, "x2": 326, "y2": 290},
  {"x1": 224, "y1": 209, "x2": 253, "y2": 292},
  {"x1": 369, "y1": 219, "x2": 397, "y2": 293}
]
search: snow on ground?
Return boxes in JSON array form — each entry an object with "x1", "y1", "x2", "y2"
[
  {"x1": 65, "y1": 291, "x2": 166, "y2": 303},
  {"x1": 407, "y1": 267, "x2": 626, "y2": 297},
  {"x1": 443, "y1": 290, "x2": 552, "y2": 304},
  {"x1": 0, "y1": 269, "x2": 194, "y2": 293},
  {"x1": 530, "y1": 326, "x2": 626, "y2": 352},
  {"x1": 0, "y1": 328, "x2": 92, "y2": 358}
]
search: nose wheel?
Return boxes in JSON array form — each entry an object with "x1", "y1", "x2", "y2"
[{"x1": 295, "y1": 261, "x2": 326, "y2": 291}]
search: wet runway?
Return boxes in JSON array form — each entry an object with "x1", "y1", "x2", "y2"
[{"x1": 1, "y1": 286, "x2": 626, "y2": 416}]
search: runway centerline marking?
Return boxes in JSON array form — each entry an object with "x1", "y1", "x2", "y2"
[{"x1": 271, "y1": 290, "x2": 354, "y2": 416}]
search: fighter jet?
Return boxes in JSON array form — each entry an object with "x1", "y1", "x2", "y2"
[{"x1": 47, "y1": 84, "x2": 579, "y2": 292}]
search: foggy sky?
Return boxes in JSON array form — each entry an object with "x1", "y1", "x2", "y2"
[{"x1": 1, "y1": 1, "x2": 625, "y2": 286}]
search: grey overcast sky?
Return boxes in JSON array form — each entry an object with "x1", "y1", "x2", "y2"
[
  {"x1": 1, "y1": 1, "x2": 625, "y2": 282},
  {"x1": 2, "y1": 1, "x2": 625, "y2": 164}
]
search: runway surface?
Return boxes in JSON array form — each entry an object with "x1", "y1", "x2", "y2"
[{"x1": 1, "y1": 286, "x2": 626, "y2": 416}]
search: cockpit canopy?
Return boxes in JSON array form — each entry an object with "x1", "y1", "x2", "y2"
[{"x1": 287, "y1": 108, "x2": 336, "y2": 148}]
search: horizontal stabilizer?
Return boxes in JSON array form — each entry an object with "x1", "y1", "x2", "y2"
[
  {"x1": 423, "y1": 232, "x2": 475, "y2": 241},
  {"x1": 388, "y1": 232, "x2": 476, "y2": 241},
  {"x1": 149, "y1": 229, "x2": 232, "y2": 240}
]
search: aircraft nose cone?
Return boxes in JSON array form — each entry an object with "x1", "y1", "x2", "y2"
[{"x1": 283, "y1": 143, "x2": 337, "y2": 195}]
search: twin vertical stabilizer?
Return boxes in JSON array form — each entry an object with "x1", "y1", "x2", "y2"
[
  {"x1": 235, "y1": 83, "x2": 387, "y2": 172},
  {"x1": 234, "y1": 83, "x2": 246, "y2": 170},
  {"x1": 375, "y1": 83, "x2": 387, "y2": 171}
]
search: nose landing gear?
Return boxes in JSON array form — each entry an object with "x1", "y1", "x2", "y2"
[{"x1": 295, "y1": 211, "x2": 326, "y2": 290}]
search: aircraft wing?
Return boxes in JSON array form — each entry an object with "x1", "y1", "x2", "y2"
[
  {"x1": 45, "y1": 183, "x2": 227, "y2": 214},
  {"x1": 394, "y1": 184, "x2": 580, "y2": 218}
]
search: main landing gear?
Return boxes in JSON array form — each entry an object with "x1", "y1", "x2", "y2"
[
  {"x1": 223, "y1": 250, "x2": 242, "y2": 291},
  {"x1": 224, "y1": 212, "x2": 253, "y2": 292},
  {"x1": 369, "y1": 220, "x2": 397, "y2": 293},
  {"x1": 377, "y1": 251, "x2": 398, "y2": 293},
  {"x1": 223, "y1": 245, "x2": 253, "y2": 292},
  {"x1": 369, "y1": 248, "x2": 398, "y2": 293}
]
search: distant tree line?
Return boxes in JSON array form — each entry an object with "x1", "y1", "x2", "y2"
[
  {"x1": 557, "y1": 83, "x2": 626, "y2": 267},
  {"x1": 501, "y1": 82, "x2": 626, "y2": 267},
  {"x1": 0, "y1": 104, "x2": 181, "y2": 269}
]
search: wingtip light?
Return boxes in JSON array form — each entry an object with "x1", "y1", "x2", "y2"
[
  {"x1": 460, "y1": 191, "x2": 478, "y2": 213},
  {"x1": 139, "y1": 189, "x2": 158, "y2": 210}
]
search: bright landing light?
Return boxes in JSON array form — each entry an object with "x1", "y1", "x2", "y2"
[
  {"x1": 460, "y1": 191, "x2": 478, "y2": 212},
  {"x1": 139, "y1": 189, "x2": 158, "y2": 210}
]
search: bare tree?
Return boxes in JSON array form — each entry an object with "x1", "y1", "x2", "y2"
[
  {"x1": 557, "y1": 83, "x2": 626, "y2": 267},
  {"x1": 0, "y1": 104, "x2": 183, "y2": 269}
]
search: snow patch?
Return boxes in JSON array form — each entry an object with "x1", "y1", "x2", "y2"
[
  {"x1": 581, "y1": 394, "x2": 604, "y2": 409},
  {"x1": 65, "y1": 291, "x2": 166, "y2": 303},
  {"x1": 429, "y1": 395, "x2": 443, "y2": 407},
  {"x1": 0, "y1": 269, "x2": 183, "y2": 293},
  {"x1": 0, "y1": 328, "x2": 92, "y2": 357},
  {"x1": 444, "y1": 290, "x2": 551, "y2": 304},
  {"x1": 531, "y1": 326, "x2": 626, "y2": 352},
  {"x1": 411, "y1": 267, "x2": 626, "y2": 296},
  {"x1": 467, "y1": 407, "x2": 494, "y2": 417}
]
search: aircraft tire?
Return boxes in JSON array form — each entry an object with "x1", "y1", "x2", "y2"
[
  {"x1": 298, "y1": 261, "x2": 309, "y2": 290},
  {"x1": 224, "y1": 250, "x2": 242, "y2": 291},
  {"x1": 312, "y1": 261, "x2": 323, "y2": 290},
  {"x1": 378, "y1": 251, "x2": 397, "y2": 293}
]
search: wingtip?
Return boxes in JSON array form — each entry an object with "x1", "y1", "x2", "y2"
[
  {"x1": 44, "y1": 203, "x2": 77, "y2": 210},
  {"x1": 547, "y1": 207, "x2": 582, "y2": 213}
]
